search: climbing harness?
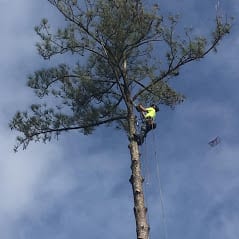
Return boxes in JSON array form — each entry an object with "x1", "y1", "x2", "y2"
[{"x1": 134, "y1": 107, "x2": 157, "y2": 145}]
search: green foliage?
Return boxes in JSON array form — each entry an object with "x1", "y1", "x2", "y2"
[{"x1": 10, "y1": 0, "x2": 231, "y2": 150}]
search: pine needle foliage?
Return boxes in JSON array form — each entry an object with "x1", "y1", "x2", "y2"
[{"x1": 10, "y1": 1, "x2": 231, "y2": 151}]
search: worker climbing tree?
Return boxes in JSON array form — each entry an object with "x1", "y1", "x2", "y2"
[
  {"x1": 134, "y1": 103, "x2": 159, "y2": 145},
  {"x1": 9, "y1": 1, "x2": 231, "y2": 239}
]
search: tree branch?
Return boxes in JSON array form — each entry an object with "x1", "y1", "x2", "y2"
[{"x1": 133, "y1": 32, "x2": 225, "y2": 101}]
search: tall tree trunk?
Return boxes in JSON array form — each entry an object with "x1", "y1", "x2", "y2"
[{"x1": 128, "y1": 111, "x2": 149, "y2": 239}]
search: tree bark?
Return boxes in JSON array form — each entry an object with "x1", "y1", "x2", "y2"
[{"x1": 128, "y1": 111, "x2": 150, "y2": 239}]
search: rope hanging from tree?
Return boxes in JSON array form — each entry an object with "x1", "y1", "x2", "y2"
[{"x1": 139, "y1": 132, "x2": 168, "y2": 239}]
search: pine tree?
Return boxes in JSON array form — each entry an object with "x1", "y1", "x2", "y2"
[{"x1": 9, "y1": 1, "x2": 230, "y2": 238}]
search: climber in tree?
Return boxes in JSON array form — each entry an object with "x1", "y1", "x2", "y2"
[{"x1": 134, "y1": 103, "x2": 159, "y2": 145}]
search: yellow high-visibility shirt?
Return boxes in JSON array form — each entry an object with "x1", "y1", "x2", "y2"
[{"x1": 144, "y1": 107, "x2": 156, "y2": 120}]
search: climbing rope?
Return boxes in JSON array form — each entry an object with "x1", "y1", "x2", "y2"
[
  {"x1": 215, "y1": 0, "x2": 220, "y2": 15},
  {"x1": 135, "y1": 104, "x2": 168, "y2": 239},
  {"x1": 143, "y1": 137, "x2": 150, "y2": 185},
  {"x1": 215, "y1": 0, "x2": 224, "y2": 20},
  {"x1": 139, "y1": 129, "x2": 168, "y2": 239},
  {"x1": 152, "y1": 130, "x2": 168, "y2": 239}
]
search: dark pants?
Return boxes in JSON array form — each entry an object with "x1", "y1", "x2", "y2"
[{"x1": 136, "y1": 119, "x2": 156, "y2": 145}]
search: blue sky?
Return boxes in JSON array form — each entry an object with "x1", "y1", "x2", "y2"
[{"x1": 1, "y1": 0, "x2": 239, "y2": 239}]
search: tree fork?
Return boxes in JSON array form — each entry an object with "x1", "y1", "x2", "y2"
[{"x1": 128, "y1": 112, "x2": 150, "y2": 239}]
